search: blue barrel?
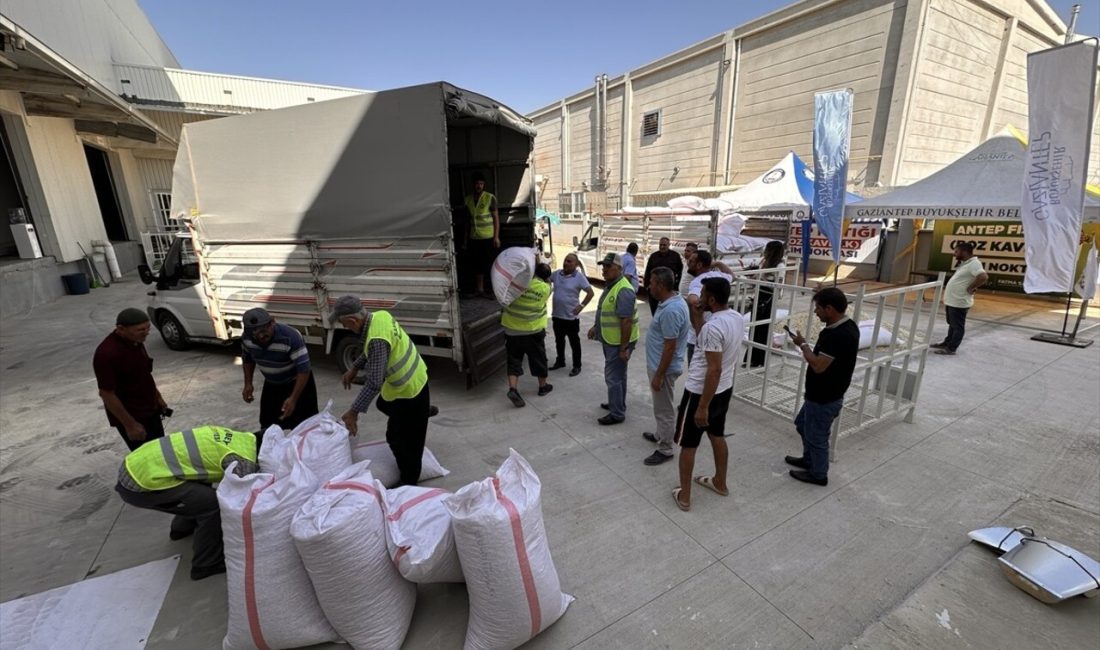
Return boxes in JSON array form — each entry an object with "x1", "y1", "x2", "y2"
[{"x1": 61, "y1": 272, "x2": 90, "y2": 295}]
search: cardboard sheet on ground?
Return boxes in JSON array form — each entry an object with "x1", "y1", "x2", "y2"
[{"x1": 0, "y1": 555, "x2": 179, "y2": 650}]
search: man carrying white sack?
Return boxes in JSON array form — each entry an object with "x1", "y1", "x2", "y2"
[
  {"x1": 335, "y1": 295, "x2": 431, "y2": 486},
  {"x1": 115, "y1": 426, "x2": 257, "y2": 580}
]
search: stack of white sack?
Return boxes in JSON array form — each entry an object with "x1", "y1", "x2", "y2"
[
  {"x1": 666, "y1": 195, "x2": 706, "y2": 211},
  {"x1": 291, "y1": 461, "x2": 417, "y2": 650},
  {"x1": 257, "y1": 401, "x2": 352, "y2": 483},
  {"x1": 351, "y1": 439, "x2": 450, "y2": 488},
  {"x1": 491, "y1": 246, "x2": 537, "y2": 306},
  {"x1": 379, "y1": 484, "x2": 464, "y2": 583},
  {"x1": 445, "y1": 449, "x2": 573, "y2": 650},
  {"x1": 218, "y1": 446, "x2": 338, "y2": 650}
]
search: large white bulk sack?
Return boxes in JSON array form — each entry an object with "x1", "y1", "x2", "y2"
[
  {"x1": 380, "y1": 484, "x2": 464, "y2": 583},
  {"x1": 351, "y1": 439, "x2": 449, "y2": 487},
  {"x1": 704, "y1": 197, "x2": 735, "y2": 213},
  {"x1": 491, "y1": 246, "x2": 537, "y2": 306},
  {"x1": 666, "y1": 195, "x2": 706, "y2": 211},
  {"x1": 444, "y1": 449, "x2": 573, "y2": 650},
  {"x1": 291, "y1": 462, "x2": 416, "y2": 650},
  {"x1": 218, "y1": 449, "x2": 337, "y2": 650},
  {"x1": 257, "y1": 401, "x2": 352, "y2": 483}
]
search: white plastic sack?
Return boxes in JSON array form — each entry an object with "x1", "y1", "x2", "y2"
[
  {"x1": 717, "y1": 213, "x2": 746, "y2": 237},
  {"x1": 857, "y1": 321, "x2": 895, "y2": 349},
  {"x1": 444, "y1": 449, "x2": 573, "y2": 650},
  {"x1": 491, "y1": 247, "x2": 537, "y2": 306},
  {"x1": 380, "y1": 484, "x2": 464, "y2": 583},
  {"x1": 291, "y1": 462, "x2": 416, "y2": 650},
  {"x1": 666, "y1": 195, "x2": 706, "y2": 211},
  {"x1": 218, "y1": 448, "x2": 338, "y2": 650},
  {"x1": 704, "y1": 197, "x2": 735, "y2": 213},
  {"x1": 351, "y1": 440, "x2": 450, "y2": 488},
  {"x1": 257, "y1": 401, "x2": 352, "y2": 483}
]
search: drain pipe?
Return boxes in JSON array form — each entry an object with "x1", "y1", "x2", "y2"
[
  {"x1": 593, "y1": 75, "x2": 602, "y2": 190},
  {"x1": 1065, "y1": 4, "x2": 1080, "y2": 43},
  {"x1": 92, "y1": 239, "x2": 122, "y2": 280}
]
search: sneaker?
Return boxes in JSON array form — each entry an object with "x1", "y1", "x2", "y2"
[
  {"x1": 569, "y1": 367, "x2": 581, "y2": 377},
  {"x1": 642, "y1": 431, "x2": 659, "y2": 443},
  {"x1": 643, "y1": 450, "x2": 674, "y2": 465},
  {"x1": 597, "y1": 414, "x2": 624, "y2": 426},
  {"x1": 784, "y1": 455, "x2": 809, "y2": 469},
  {"x1": 190, "y1": 562, "x2": 227, "y2": 581},
  {"x1": 549, "y1": 360, "x2": 566, "y2": 371},
  {"x1": 507, "y1": 389, "x2": 526, "y2": 408},
  {"x1": 538, "y1": 384, "x2": 554, "y2": 396},
  {"x1": 789, "y1": 469, "x2": 828, "y2": 486}
]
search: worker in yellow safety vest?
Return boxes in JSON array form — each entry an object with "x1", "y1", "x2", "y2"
[
  {"x1": 502, "y1": 262, "x2": 554, "y2": 408},
  {"x1": 587, "y1": 252, "x2": 640, "y2": 425},
  {"x1": 114, "y1": 426, "x2": 258, "y2": 580},
  {"x1": 460, "y1": 171, "x2": 500, "y2": 298},
  {"x1": 333, "y1": 295, "x2": 431, "y2": 486}
]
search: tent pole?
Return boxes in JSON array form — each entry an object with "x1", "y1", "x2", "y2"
[{"x1": 1070, "y1": 299, "x2": 1090, "y2": 338}]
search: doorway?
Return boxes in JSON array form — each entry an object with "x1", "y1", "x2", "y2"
[
  {"x1": 0, "y1": 120, "x2": 28, "y2": 257},
  {"x1": 83, "y1": 144, "x2": 127, "y2": 241}
]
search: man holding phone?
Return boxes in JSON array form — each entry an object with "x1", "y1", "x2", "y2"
[{"x1": 784, "y1": 288, "x2": 860, "y2": 486}]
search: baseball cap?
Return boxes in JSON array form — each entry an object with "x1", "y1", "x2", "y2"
[
  {"x1": 597, "y1": 252, "x2": 624, "y2": 268},
  {"x1": 328, "y1": 295, "x2": 364, "y2": 324},
  {"x1": 242, "y1": 308, "x2": 272, "y2": 332}
]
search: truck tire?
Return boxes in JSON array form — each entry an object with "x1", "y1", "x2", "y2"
[
  {"x1": 334, "y1": 333, "x2": 361, "y2": 376},
  {"x1": 156, "y1": 312, "x2": 191, "y2": 351}
]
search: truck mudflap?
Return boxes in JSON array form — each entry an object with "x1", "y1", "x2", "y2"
[{"x1": 461, "y1": 310, "x2": 507, "y2": 388}]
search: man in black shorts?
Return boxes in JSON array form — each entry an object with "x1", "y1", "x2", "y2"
[{"x1": 672, "y1": 278, "x2": 746, "y2": 511}]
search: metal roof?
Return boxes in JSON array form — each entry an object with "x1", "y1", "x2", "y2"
[{"x1": 113, "y1": 64, "x2": 368, "y2": 114}]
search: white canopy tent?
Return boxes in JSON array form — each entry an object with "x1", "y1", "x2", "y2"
[{"x1": 845, "y1": 128, "x2": 1100, "y2": 222}]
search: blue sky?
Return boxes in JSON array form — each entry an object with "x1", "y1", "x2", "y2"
[{"x1": 139, "y1": 0, "x2": 1097, "y2": 114}]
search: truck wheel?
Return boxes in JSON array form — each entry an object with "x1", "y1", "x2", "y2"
[
  {"x1": 334, "y1": 334, "x2": 361, "y2": 375},
  {"x1": 157, "y1": 312, "x2": 191, "y2": 351}
]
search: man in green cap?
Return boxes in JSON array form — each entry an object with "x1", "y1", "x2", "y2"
[{"x1": 94, "y1": 307, "x2": 171, "y2": 450}]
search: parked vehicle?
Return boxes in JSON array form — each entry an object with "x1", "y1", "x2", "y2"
[{"x1": 138, "y1": 82, "x2": 540, "y2": 386}]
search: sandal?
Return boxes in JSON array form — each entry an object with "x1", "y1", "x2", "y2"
[
  {"x1": 694, "y1": 475, "x2": 729, "y2": 496},
  {"x1": 672, "y1": 487, "x2": 690, "y2": 511}
]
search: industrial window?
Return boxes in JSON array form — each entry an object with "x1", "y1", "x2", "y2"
[
  {"x1": 641, "y1": 110, "x2": 661, "y2": 138},
  {"x1": 150, "y1": 190, "x2": 177, "y2": 230}
]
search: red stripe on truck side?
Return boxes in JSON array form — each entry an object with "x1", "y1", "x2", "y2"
[
  {"x1": 493, "y1": 477, "x2": 541, "y2": 636},
  {"x1": 243, "y1": 477, "x2": 277, "y2": 650}
]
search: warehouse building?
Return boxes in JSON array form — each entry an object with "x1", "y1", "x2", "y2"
[{"x1": 0, "y1": 0, "x2": 365, "y2": 316}]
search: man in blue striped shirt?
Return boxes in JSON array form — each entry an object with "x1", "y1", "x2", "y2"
[{"x1": 240, "y1": 308, "x2": 318, "y2": 431}]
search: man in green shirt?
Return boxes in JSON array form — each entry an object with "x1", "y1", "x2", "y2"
[{"x1": 932, "y1": 242, "x2": 988, "y2": 356}]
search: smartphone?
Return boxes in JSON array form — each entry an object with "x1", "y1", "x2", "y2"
[{"x1": 783, "y1": 325, "x2": 793, "y2": 336}]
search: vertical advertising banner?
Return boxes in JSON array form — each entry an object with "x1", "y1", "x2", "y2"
[
  {"x1": 812, "y1": 89, "x2": 854, "y2": 263},
  {"x1": 1021, "y1": 41, "x2": 1098, "y2": 293}
]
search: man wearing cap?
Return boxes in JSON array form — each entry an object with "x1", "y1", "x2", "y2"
[
  {"x1": 240, "y1": 308, "x2": 318, "y2": 431},
  {"x1": 94, "y1": 308, "x2": 170, "y2": 451},
  {"x1": 461, "y1": 172, "x2": 500, "y2": 298},
  {"x1": 587, "y1": 252, "x2": 639, "y2": 425},
  {"x1": 115, "y1": 425, "x2": 257, "y2": 580},
  {"x1": 332, "y1": 295, "x2": 431, "y2": 486}
]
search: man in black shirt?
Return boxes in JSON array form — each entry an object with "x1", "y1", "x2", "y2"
[
  {"x1": 784, "y1": 288, "x2": 860, "y2": 486},
  {"x1": 643, "y1": 237, "x2": 683, "y2": 315}
]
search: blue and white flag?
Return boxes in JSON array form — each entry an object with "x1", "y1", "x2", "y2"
[
  {"x1": 812, "y1": 89, "x2": 854, "y2": 263},
  {"x1": 1021, "y1": 41, "x2": 1098, "y2": 294}
]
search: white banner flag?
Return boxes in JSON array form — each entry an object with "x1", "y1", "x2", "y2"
[{"x1": 1021, "y1": 41, "x2": 1098, "y2": 294}]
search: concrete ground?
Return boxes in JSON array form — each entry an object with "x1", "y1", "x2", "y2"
[{"x1": 1, "y1": 276, "x2": 1097, "y2": 649}]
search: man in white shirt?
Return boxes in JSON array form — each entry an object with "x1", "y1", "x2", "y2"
[
  {"x1": 932, "y1": 242, "x2": 988, "y2": 356},
  {"x1": 685, "y1": 250, "x2": 733, "y2": 365},
  {"x1": 671, "y1": 277, "x2": 745, "y2": 512}
]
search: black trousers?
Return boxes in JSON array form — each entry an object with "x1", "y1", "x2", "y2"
[
  {"x1": 944, "y1": 306, "x2": 969, "y2": 351},
  {"x1": 114, "y1": 413, "x2": 166, "y2": 452},
  {"x1": 506, "y1": 331, "x2": 549, "y2": 377},
  {"x1": 551, "y1": 317, "x2": 581, "y2": 369},
  {"x1": 116, "y1": 481, "x2": 223, "y2": 570},
  {"x1": 259, "y1": 372, "x2": 319, "y2": 430},
  {"x1": 376, "y1": 384, "x2": 430, "y2": 487},
  {"x1": 750, "y1": 288, "x2": 774, "y2": 367}
]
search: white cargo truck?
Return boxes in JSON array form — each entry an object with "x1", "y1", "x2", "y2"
[{"x1": 139, "y1": 82, "x2": 541, "y2": 386}]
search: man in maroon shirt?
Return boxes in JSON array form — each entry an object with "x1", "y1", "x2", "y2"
[{"x1": 94, "y1": 308, "x2": 170, "y2": 451}]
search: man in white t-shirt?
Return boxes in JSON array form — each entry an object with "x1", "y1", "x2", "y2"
[
  {"x1": 931, "y1": 241, "x2": 987, "y2": 356},
  {"x1": 685, "y1": 249, "x2": 733, "y2": 365},
  {"x1": 672, "y1": 276, "x2": 745, "y2": 512}
]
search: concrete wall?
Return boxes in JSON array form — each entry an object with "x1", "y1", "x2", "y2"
[{"x1": 2, "y1": 0, "x2": 178, "y2": 91}]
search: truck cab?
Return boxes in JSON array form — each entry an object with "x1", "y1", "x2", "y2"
[{"x1": 138, "y1": 233, "x2": 219, "y2": 350}]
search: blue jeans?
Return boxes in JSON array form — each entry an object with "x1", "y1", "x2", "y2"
[
  {"x1": 602, "y1": 343, "x2": 633, "y2": 420},
  {"x1": 795, "y1": 398, "x2": 843, "y2": 479}
]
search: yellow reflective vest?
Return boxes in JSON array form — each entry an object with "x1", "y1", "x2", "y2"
[
  {"x1": 466, "y1": 192, "x2": 496, "y2": 240},
  {"x1": 366, "y1": 310, "x2": 428, "y2": 401},
  {"x1": 125, "y1": 426, "x2": 257, "y2": 491},
  {"x1": 598, "y1": 276, "x2": 640, "y2": 345},
  {"x1": 501, "y1": 278, "x2": 550, "y2": 333}
]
